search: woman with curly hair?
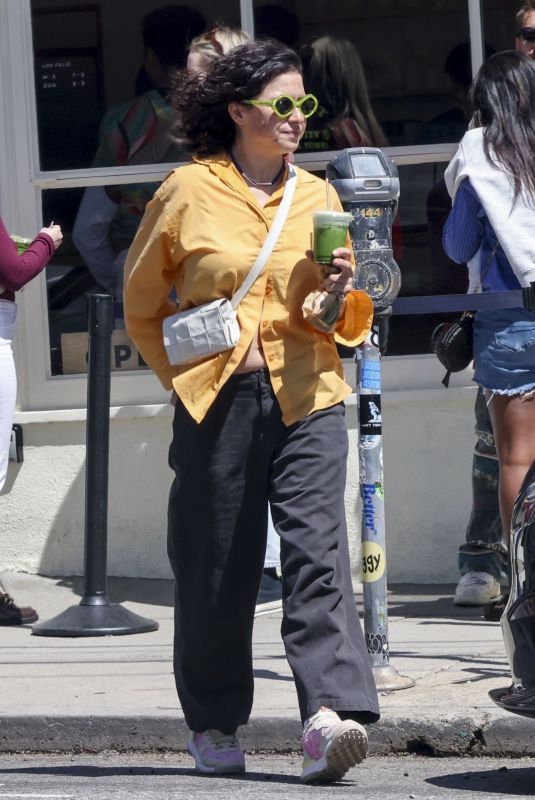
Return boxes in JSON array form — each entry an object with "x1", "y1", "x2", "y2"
[{"x1": 124, "y1": 38, "x2": 378, "y2": 783}]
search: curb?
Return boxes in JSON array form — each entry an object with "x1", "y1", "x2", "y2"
[{"x1": 1, "y1": 715, "x2": 534, "y2": 757}]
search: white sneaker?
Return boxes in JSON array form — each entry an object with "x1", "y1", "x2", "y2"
[
  {"x1": 300, "y1": 707, "x2": 368, "y2": 783},
  {"x1": 187, "y1": 730, "x2": 245, "y2": 774},
  {"x1": 454, "y1": 571, "x2": 501, "y2": 606}
]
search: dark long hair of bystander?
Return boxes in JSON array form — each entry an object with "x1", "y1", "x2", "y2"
[{"x1": 471, "y1": 50, "x2": 535, "y2": 202}]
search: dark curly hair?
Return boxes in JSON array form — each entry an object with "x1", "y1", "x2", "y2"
[{"x1": 171, "y1": 39, "x2": 301, "y2": 157}]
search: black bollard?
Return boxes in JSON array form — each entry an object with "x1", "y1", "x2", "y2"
[{"x1": 33, "y1": 295, "x2": 158, "y2": 637}]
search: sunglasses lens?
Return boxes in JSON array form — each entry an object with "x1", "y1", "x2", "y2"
[
  {"x1": 522, "y1": 27, "x2": 535, "y2": 41},
  {"x1": 301, "y1": 96, "x2": 317, "y2": 117},
  {"x1": 274, "y1": 96, "x2": 294, "y2": 116}
]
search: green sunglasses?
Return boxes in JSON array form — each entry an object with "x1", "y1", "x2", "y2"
[{"x1": 243, "y1": 93, "x2": 318, "y2": 119}]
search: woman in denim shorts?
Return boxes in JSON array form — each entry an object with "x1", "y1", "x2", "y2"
[{"x1": 443, "y1": 50, "x2": 535, "y2": 545}]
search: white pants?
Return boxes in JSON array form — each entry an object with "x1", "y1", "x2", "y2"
[
  {"x1": 0, "y1": 300, "x2": 17, "y2": 492},
  {"x1": 265, "y1": 504, "x2": 281, "y2": 569}
]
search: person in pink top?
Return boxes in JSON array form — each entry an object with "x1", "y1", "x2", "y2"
[{"x1": 0, "y1": 215, "x2": 62, "y2": 625}]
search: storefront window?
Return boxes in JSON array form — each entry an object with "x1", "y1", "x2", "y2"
[
  {"x1": 29, "y1": 0, "x2": 479, "y2": 378},
  {"x1": 255, "y1": 0, "x2": 471, "y2": 149},
  {"x1": 31, "y1": 0, "x2": 240, "y2": 171},
  {"x1": 42, "y1": 185, "x2": 154, "y2": 377},
  {"x1": 386, "y1": 162, "x2": 467, "y2": 356},
  {"x1": 31, "y1": 0, "x2": 239, "y2": 376},
  {"x1": 42, "y1": 159, "x2": 467, "y2": 374}
]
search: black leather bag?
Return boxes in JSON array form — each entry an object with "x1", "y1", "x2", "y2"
[
  {"x1": 430, "y1": 246, "x2": 497, "y2": 388},
  {"x1": 430, "y1": 311, "x2": 474, "y2": 388}
]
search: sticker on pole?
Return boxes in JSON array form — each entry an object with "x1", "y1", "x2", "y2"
[
  {"x1": 359, "y1": 394, "x2": 382, "y2": 434},
  {"x1": 361, "y1": 541, "x2": 385, "y2": 582}
]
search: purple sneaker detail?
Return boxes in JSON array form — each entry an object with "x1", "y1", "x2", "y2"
[
  {"x1": 302, "y1": 728, "x2": 324, "y2": 761},
  {"x1": 188, "y1": 730, "x2": 245, "y2": 774},
  {"x1": 301, "y1": 708, "x2": 368, "y2": 783}
]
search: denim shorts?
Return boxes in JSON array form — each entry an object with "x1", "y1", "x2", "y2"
[{"x1": 473, "y1": 307, "x2": 535, "y2": 396}]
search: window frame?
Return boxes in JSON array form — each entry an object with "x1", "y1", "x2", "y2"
[{"x1": 1, "y1": 0, "x2": 483, "y2": 411}]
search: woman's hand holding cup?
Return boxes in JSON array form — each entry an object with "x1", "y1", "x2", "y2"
[
  {"x1": 319, "y1": 248, "x2": 354, "y2": 294},
  {"x1": 306, "y1": 246, "x2": 354, "y2": 295},
  {"x1": 40, "y1": 223, "x2": 63, "y2": 250},
  {"x1": 309, "y1": 209, "x2": 354, "y2": 294}
]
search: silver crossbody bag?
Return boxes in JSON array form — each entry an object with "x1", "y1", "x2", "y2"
[{"x1": 162, "y1": 164, "x2": 296, "y2": 366}]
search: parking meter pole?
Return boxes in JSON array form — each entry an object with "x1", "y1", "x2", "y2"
[
  {"x1": 357, "y1": 315, "x2": 414, "y2": 691},
  {"x1": 32, "y1": 295, "x2": 158, "y2": 637},
  {"x1": 325, "y1": 147, "x2": 411, "y2": 688}
]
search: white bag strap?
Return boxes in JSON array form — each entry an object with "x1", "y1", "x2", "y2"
[{"x1": 231, "y1": 163, "x2": 297, "y2": 309}]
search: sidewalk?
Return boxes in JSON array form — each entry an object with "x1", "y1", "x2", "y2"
[{"x1": 1, "y1": 572, "x2": 534, "y2": 757}]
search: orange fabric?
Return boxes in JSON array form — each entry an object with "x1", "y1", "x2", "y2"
[
  {"x1": 124, "y1": 154, "x2": 373, "y2": 425},
  {"x1": 334, "y1": 290, "x2": 373, "y2": 346}
]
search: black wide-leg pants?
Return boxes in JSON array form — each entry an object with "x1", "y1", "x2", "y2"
[{"x1": 167, "y1": 369, "x2": 379, "y2": 733}]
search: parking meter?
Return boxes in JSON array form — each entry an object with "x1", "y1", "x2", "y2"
[
  {"x1": 326, "y1": 147, "x2": 401, "y2": 314},
  {"x1": 326, "y1": 148, "x2": 412, "y2": 691}
]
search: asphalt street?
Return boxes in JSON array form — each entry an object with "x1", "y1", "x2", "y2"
[{"x1": 0, "y1": 754, "x2": 532, "y2": 799}]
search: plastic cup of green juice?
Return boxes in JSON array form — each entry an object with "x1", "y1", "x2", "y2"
[
  {"x1": 312, "y1": 211, "x2": 352, "y2": 264},
  {"x1": 11, "y1": 235, "x2": 31, "y2": 254}
]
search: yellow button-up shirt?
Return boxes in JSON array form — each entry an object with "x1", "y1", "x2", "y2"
[{"x1": 124, "y1": 154, "x2": 373, "y2": 425}]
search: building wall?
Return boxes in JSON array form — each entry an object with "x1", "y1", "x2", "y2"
[
  {"x1": 0, "y1": 0, "x2": 485, "y2": 585},
  {"x1": 0, "y1": 386, "x2": 475, "y2": 583}
]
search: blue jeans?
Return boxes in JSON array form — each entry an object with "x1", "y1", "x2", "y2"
[
  {"x1": 473, "y1": 308, "x2": 535, "y2": 395},
  {"x1": 458, "y1": 387, "x2": 507, "y2": 581}
]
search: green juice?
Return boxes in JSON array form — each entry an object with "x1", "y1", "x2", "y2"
[
  {"x1": 312, "y1": 211, "x2": 352, "y2": 264},
  {"x1": 11, "y1": 234, "x2": 31, "y2": 254}
]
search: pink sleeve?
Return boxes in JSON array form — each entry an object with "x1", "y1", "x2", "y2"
[{"x1": 0, "y1": 217, "x2": 55, "y2": 292}]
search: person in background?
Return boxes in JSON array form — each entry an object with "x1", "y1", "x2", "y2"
[
  {"x1": 425, "y1": 42, "x2": 496, "y2": 146},
  {"x1": 72, "y1": 5, "x2": 205, "y2": 323},
  {"x1": 425, "y1": 41, "x2": 505, "y2": 610},
  {"x1": 0, "y1": 216, "x2": 62, "y2": 624},
  {"x1": 425, "y1": 39, "x2": 504, "y2": 610},
  {"x1": 516, "y1": 0, "x2": 535, "y2": 59},
  {"x1": 124, "y1": 38, "x2": 379, "y2": 782},
  {"x1": 299, "y1": 35, "x2": 401, "y2": 314},
  {"x1": 454, "y1": 386, "x2": 507, "y2": 607},
  {"x1": 443, "y1": 53, "x2": 535, "y2": 596},
  {"x1": 187, "y1": 26, "x2": 250, "y2": 76},
  {"x1": 256, "y1": 507, "x2": 283, "y2": 611},
  {"x1": 454, "y1": 3, "x2": 535, "y2": 612},
  {"x1": 254, "y1": 4, "x2": 299, "y2": 48},
  {"x1": 300, "y1": 36, "x2": 387, "y2": 152}
]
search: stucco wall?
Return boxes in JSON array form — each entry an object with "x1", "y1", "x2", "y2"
[{"x1": 0, "y1": 387, "x2": 475, "y2": 583}]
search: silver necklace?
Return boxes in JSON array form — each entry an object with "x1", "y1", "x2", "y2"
[{"x1": 230, "y1": 151, "x2": 285, "y2": 187}]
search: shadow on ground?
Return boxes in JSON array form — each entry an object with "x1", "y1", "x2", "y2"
[
  {"x1": 385, "y1": 584, "x2": 491, "y2": 621},
  {"x1": 48, "y1": 579, "x2": 492, "y2": 620},
  {"x1": 54, "y1": 576, "x2": 175, "y2": 607},
  {"x1": 0, "y1": 764, "x2": 307, "y2": 785},
  {"x1": 427, "y1": 765, "x2": 534, "y2": 795}
]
